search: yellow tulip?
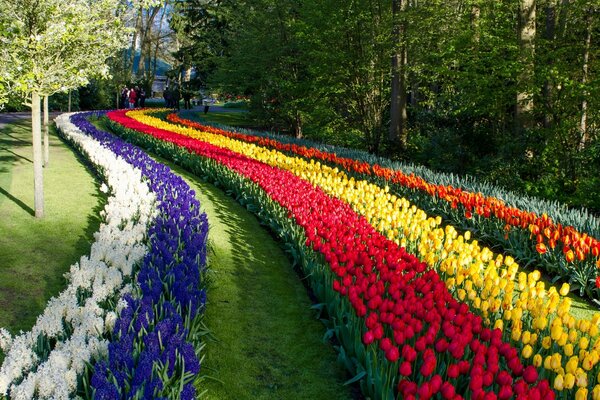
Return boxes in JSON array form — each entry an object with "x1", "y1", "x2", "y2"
[
  {"x1": 533, "y1": 354, "x2": 543, "y2": 367},
  {"x1": 576, "y1": 388, "x2": 589, "y2": 400},
  {"x1": 553, "y1": 374, "x2": 564, "y2": 390},
  {"x1": 560, "y1": 283, "x2": 570, "y2": 296},
  {"x1": 542, "y1": 336, "x2": 552, "y2": 349},
  {"x1": 593, "y1": 384, "x2": 600, "y2": 400},
  {"x1": 564, "y1": 373, "x2": 575, "y2": 389},
  {"x1": 566, "y1": 356, "x2": 579, "y2": 374},
  {"x1": 576, "y1": 371, "x2": 588, "y2": 388},
  {"x1": 551, "y1": 353, "x2": 562, "y2": 370},
  {"x1": 494, "y1": 319, "x2": 503, "y2": 331},
  {"x1": 544, "y1": 355, "x2": 553, "y2": 370},
  {"x1": 564, "y1": 343, "x2": 574, "y2": 357},
  {"x1": 522, "y1": 345, "x2": 533, "y2": 358}
]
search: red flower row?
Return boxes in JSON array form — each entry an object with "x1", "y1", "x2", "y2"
[
  {"x1": 109, "y1": 110, "x2": 553, "y2": 399},
  {"x1": 166, "y1": 113, "x2": 600, "y2": 266}
]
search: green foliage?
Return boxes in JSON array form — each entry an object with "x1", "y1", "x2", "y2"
[
  {"x1": 222, "y1": 100, "x2": 247, "y2": 109},
  {"x1": 78, "y1": 80, "x2": 113, "y2": 111},
  {"x1": 171, "y1": 0, "x2": 599, "y2": 212}
]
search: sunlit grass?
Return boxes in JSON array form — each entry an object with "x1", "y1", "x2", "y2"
[{"x1": 0, "y1": 120, "x2": 105, "y2": 338}]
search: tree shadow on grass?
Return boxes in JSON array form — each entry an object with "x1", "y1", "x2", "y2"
[
  {"x1": 0, "y1": 185, "x2": 34, "y2": 216},
  {"x1": 0, "y1": 148, "x2": 32, "y2": 163}
]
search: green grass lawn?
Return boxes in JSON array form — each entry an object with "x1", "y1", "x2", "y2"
[
  {"x1": 91, "y1": 117, "x2": 354, "y2": 399},
  {"x1": 0, "y1": 120, "x2": 105, "y2": 337},
  {"x1": 180, "y1": 109, "x2": 256, "y2": 129}
]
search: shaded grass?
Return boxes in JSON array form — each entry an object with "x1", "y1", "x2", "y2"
[
  {"x1": 0, "y1": 120, "x2": 106, "y2": 338},
  {"x1": 180, "y1": 109, "x2": 256, "y2": 129},
  {"x1": 90, "y1": 116, "x2": 354, "y2": 398},
  {"x1": 134, "y1": 154, "x2": 354, "y2": 399}
]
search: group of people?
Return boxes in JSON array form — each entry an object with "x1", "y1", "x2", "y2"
[
  {"x1": 120, "y1": 86, "x2": 146, "y2": 109},
  {"x1": 162, "y1": 86, "x2": 198, "y2": 110},
  {"x1": 162, "y1": 86, "x2": 181, "y2": 109}
]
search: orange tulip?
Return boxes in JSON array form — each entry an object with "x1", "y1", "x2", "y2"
[
  {"x1": 566, "y1": 250, "x2": 575, "y2": 263},
  {"x1": 536, "y1": 243, "x2": 548, "y2": 255}
]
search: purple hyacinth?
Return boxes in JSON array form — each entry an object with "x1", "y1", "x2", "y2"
[{"x1": 67, "y1": 113, "x2": 208, "y2": 399}]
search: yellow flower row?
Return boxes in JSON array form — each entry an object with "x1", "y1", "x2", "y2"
[{"x1": 127, "y1": 109, "x2": 600, "y2": 394}]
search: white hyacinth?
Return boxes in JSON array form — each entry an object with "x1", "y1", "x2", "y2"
[{"x1": 0, "y1": 113, "x2": 158, "y2": 399}]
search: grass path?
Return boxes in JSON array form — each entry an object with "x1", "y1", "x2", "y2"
[
  {"x1": 144, "y1": 154, "x2": 354, "y2": 400},
  {"x1": 0, "y1": 120, "x2": 105, "y2": 335}
]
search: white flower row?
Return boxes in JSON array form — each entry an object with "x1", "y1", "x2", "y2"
[{"x1": 0, "y1": 113, "x2": 158, "y2": 399}]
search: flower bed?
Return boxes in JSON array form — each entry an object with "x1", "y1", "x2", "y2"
[
  {"x1": 68, "y1": 113, "x2": 209, "y2": 400},
  {"x1": 0, "y1": 113, "x2": 157, "y2": 399},
  {"x1": 167, "y1": 112, "x2": 600, "y2": 301},
  {"x1": 106, "y1": 109, "x2": 557, "y2": 399},
  {"x1": 0, "y1": 112, "x2": 209, "y2": 400},
  {"x1": 121, "y1": 108, "x2": 600, "y2": 398}
]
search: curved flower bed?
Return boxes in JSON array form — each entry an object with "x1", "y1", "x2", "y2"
[
  {"x1": 167, "y1": 112, "x2": 600, "y2": 301},
  {"x1": 121, "y1": 108, "x2": 600, "y2": 398},
  {"x1": 0, "y1": 113, "x2": 157, "y2": 399},
  {"x1": 128, "y1": 109, "x2": 599, "y2": 334},
  {"x1": 0, "y1": 112, "x2": 209, "y2": 400},
  {"x1": 67, "y1": 113, "x2": 209, "y2": 400},
  {"x1": 106, "y1": 109, "x2": 556, "y2": 399}
]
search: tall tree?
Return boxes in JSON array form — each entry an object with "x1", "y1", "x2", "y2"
[
  {"x1": 389, "y1": 0, "x2": 408, "y2": 149},
  {"x1": 517, "y1": 0, "x2": 536, "y2": 129},
  {"x1": 1, "y1": 0, "x2": 128, "y2": 217},
  {"x1": 578, "y1": 6, "x2": 593, "y2": 150}
]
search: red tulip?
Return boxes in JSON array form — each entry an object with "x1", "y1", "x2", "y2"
[{"x1": 523, "y1": 365, "x2": 538, "y2": 383}]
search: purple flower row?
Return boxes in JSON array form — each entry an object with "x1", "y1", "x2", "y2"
[{"x1": 69, "y1": 113, "x2": 209, "y2": 399}]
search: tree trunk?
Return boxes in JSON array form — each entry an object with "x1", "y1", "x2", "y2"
[
  {"x1": 389, "y1": 0, "x2": 407, "y2": 149},
  {"x1": 472, "y1": 2, "x2": 481, "y2": 45},
  {"x1": 542, "y1": 2, "x2": 557, "y2": 129},
  {"x1": 578, "y1": 9, "x2": 592, "y2": 150},
  {"x1": 294, "y1": 113, "x2": 302, "y2": 139},
  {"x1": 43, "y1": 96, "x2": 49, "y2": 167},
  {"x1": 130, "y1": 8, "x2": 142, "y2": 76},
  {"x1": 136, "y1": 7, "x2": 161, "y2": 78},
  {"x1": 516, "y1": 0, "x2": 536, "y2": 130},
  {"x1": 68, "y1": 91, "x2": 72, "y2": 112},
  {"x1": 32, "y1": 93, "x2": 44, "y2": 218}
]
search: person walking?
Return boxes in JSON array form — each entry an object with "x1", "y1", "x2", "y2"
[
  {"x1": 183, "y1": 89, "x2": 192, "y2": 110},
  {"x1": 120, "y1": 87, "x2": 128, "y2": 109},
  {"x1": 163, "y1": 86, "x2": 171, "y2": 108},
  {"x1": 172, "y1": 86, "x2": 181, "y2": 110},
  {"x1": 134, "y1": 86, "x2": 141, "y2": 108},
  {"x1": 139, "y1": 88, "x2": 146, "y2": 108},
  {"x1": 128, "y1": 87, "x2": 137, "y2": 109}
]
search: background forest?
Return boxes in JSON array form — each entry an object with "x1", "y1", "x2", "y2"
[{"x1": 173, "y1": 0, "x2": 599, "y2": 213}]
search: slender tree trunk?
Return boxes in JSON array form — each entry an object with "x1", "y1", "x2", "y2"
[
  {"x1": 557, "y1": 0, "x2": 570, "y2": 39},
  {"x1": 543, "y1": 2, "x2": 557, "y2": 129},
  {"x1": 472, "y1": 2, "x2": 481, "y2": 45},
  {"x1": 578, "y1": 9, "x2": 592, "y2": 150},
  {"x1": 43, "y1": 96, "x2": 49, "y2": 167},
  {"x1": 130, "y1": 8, "x2": 142, "y2": 76},
  {"x1": 137, "y1": 7, "x2": 161, "y2": 78},
  {"x1": 516, "y1": 0, "x2": 536, "y2": 130},
  {"x1": 68, "y1": 91, "x2": 72, "y2": 113},
  {"x1": 32, "y1": 93, "x2": 44, "y2": 218},
  {"x1": 294, "y1": 113, "x2": 303, "y2": 139},
  {"x1": 389, "y1": 0, "x2": 407, "y2": 148}
]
